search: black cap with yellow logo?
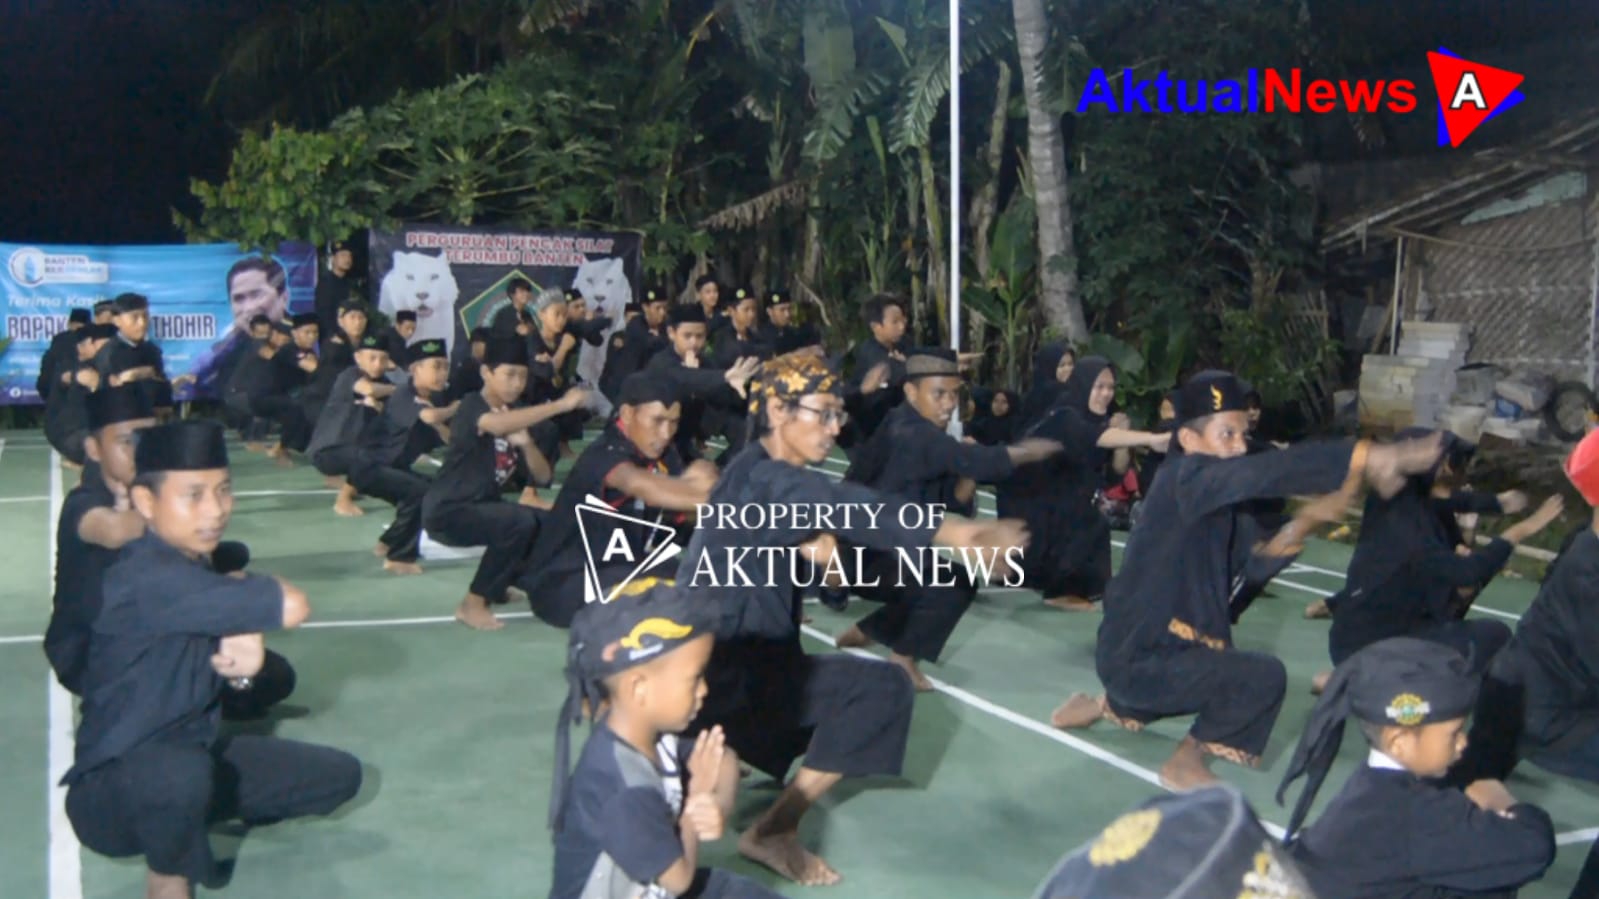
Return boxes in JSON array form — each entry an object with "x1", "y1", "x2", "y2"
[{"x1": 550, "y1": 579, "x2": 714, "y2": 828}]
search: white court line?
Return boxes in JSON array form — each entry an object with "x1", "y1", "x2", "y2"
[{"x1": 46, "y1": 448, "x2": 83, "y2": 899}]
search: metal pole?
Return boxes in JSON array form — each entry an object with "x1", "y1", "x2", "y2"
[
  {"x1": 949, "y1": 0, "x2": 960, "y2": 352},
  {"x1": 1389, "y1": 235, "x2": 1405, "y2": 353}
]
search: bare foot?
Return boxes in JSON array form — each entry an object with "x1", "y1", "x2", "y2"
[
  {"x1": 383, "y1": 560, "x2": 424, "y2": 576},
  {"x1": 518, "y1": 487, "x2": 552, "y2": 509},
  {"x1": 738, "y1": 827, "x2": 841, "y2": 886},
  {"x1": 836, "y1": 625, "x2": 872, "y2": 649},
  {"x1": 334, "y1": 499, "x2": 364, "y2": 517},
  {"x1": 1304, "y1": 599, "x2": 1330, "y2": 620},
  {"x1": 889, "y1": 653, "x2": 933, "y2": 692},
  {"x1": 1044, "y1": 595, "x2": 1098, "y2": 612},
  {"x1": 373, "y1": 541, "x2": 389, "y2": 558},
  {"x1": 454, "y1": 595, "x2": 504, "y2": 631},
  {"x1": 245, "y1": 442, "x2": 267, "y2": 453},
  {"x1": 1159, "y1": 738, "x2": 1220, "y2": 792},
  {"x1": 1310, "y1": 670, "x2": 1332, "y2": 695},
  {"x1": 267, "y1": 445, "x2": 293, "y2": 467},
  {"x1": 1051, "y1": 693, "x2": 1107, "y2": 729}
]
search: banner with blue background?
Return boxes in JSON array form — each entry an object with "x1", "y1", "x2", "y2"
[{"x1": 0, "y1": 241, "x2": 317, "y2": 404}]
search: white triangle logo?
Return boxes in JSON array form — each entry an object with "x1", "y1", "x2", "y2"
[{"x1": 574, "y1": 494, "x2": 683, "y2": 604}]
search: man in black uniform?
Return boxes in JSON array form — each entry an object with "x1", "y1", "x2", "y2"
[
  {"x1": 678, "y1": 352, "x2": 1028, "y2": 886},
  {"x1": 520, "y1": 375, "x2": 718, "y2": 627},
  {"x1": 707, "y1": 288, "x2": 773, "y2": 462},
  {"x1": 448, "y1": 327, "x2": 491, "y2": 402},
  {"x1": 1279, "y1": 638, "x2": 1555, "y2": 898},
  {"x1": 843, "y1": 294, "x2": 912, "y2": 444},
  {"x1": 348, "y1": 338, "x2": 458, "y2": 575},
  {"x1": 95, "y1": 293, "x2": 185, "y2": 419},
  {"x1": 1052, "y1": 372, "x2": 1446, "y2": 790},
  {"x1": 422, "y1": 337, "x2": 591, "y2": 630},
  {"x1": 313, "y1": 239, "x2": 356, "y2": 336},
  {"x1": 836, "y1": 349, "x2": 1062, "y2": 689},
  {"x1": 62, "y1": 420, "x2": 362, "y2": 899},
  {"x1": 381, "y1": 309, "x2": 417, "y2": 365}
]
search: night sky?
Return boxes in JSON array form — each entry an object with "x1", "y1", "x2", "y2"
[{"x1": 0, "y1": 0, "x2": 1590, "y2": 247}]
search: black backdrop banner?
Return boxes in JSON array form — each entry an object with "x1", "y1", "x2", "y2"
[{"x1": 367, "y1": 223, "x2": 642, "y2": 381}]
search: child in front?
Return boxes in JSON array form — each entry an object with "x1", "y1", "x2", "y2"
[
  {"x1": 1278, "y1": 637, "x2": 1555, "y2": 898},
  {"x1": 549, "y1": 579, "x2": 779, "y2": 899}
]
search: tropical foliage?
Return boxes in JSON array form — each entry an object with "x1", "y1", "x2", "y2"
[{"x1": 185, "y1": 0, "x2": 1344, "y2": 424}]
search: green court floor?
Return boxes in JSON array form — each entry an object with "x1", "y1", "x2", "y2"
[{"x1": 1, "y1": 429, "x2": 1593, "y2": 898}]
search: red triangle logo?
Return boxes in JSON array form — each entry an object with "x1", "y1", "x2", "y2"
[{"x1": 1427, "y1": 52, "x2": 1524, "y2": 147}]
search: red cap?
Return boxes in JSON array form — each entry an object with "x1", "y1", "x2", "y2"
[{"x1": 1564, "y1": 429, "x2": 1599, "y2": 506}]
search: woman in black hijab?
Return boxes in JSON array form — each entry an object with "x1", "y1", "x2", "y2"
[
  {"x1": 1017, "y1": 343, "x2": 1074, "y2": 432},
  {"x1": 997, "y1": 357, "x2": 1169, "y2": 609},
  {"x1": 968, "y1": 387, "x2": 1019, "y2": 446}
]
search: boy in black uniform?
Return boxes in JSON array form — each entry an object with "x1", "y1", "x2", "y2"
[
  {"x1": 383, "y1": 309, "x2": 417, "y2": 364},
  {"x1": 62, "y1": 420, "x2": 362, "y2": 899},
  {"x1": 599, "y1": 287, "x2": 669, "y2": 401},
  {"x1": 257, "y1": 316, "x2": 320, "y2": 461},
  {"x1": 521, "y1": 375, "x2": 718, "y2": 628},
  {"x1": 300, "y1": 298, "x2": 368, "y2": 429},
  {"x1": 36, "y1": 307, "x2": 89, "y2": 400},
  {"x1": 1278, "y1": 637, "x2": 1555, "y2": 898},
  {"x1": 491, "y1": 278, "x2": 534, "y2": 338},
  {"x1": 844, "y1": 294, "x2": 911, "y2": 443},
  {"x1": 45, "y1": 385, "x2": 159, "y2": 694},
  {"x1": 313, "y1": 239, "x2": 355, "y2": 336},
  {"x1": 422, "y1": 337, "x2": 591, "y2": 630},
  {"x1": 92, "y1": 298, "x2": 115, "y2": 324},
  {"x1": 645, "y1": 305, "x2": 760, "y2": 462},
  {"x1": 679, "y1": 352, "x2": 1029, "y2": 886},
  {"x1": 1051, "y1": 371, "x2": 1446, "y2": 790},
  {"x1": 694, "y1": 275, "x2": 728, "y2": 337},
  {"x1": 757, "y1": 290, "x2": 795, "y2": 347},
  {"x1": 306, "y1": 334, "x2": 394, "y2": 516},
  {"x1": 550, "y1": 581, "x2": 779, "y2": 899},
  {"x1": 707, "y1": 288, "x2": 773, "y2": 462},
  {"x1": 95, "y1": 293, "x2": 186, "y2": 420},
  {"x1": 525, "y1": 287, "x2": 583, "y2": 466},
  {"x1": 836, "y1": 349, "x2": 1063, "y2": 689},
  {"x1": 44, "y1": 323, "x2": 115, "y2": 466},
  {"x1": 349, "y1": 339, "x2": 458, "y2": 575}
]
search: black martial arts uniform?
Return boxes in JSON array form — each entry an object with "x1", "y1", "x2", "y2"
[
  {"x1": 1290, "y1": 760, "x2": 1555, "y2": 899},
  {"x1": 1325, "y1": 483, "x2": 1512, "y2": 669},
  {"x1": 706, "y1": 326, "x2": 772, "y2": 461},
  {"x1": 608, "y1": 316, "x2": 668, "y2": 394},
  {"x1": 43, "y1": 470, "x2": 118, "y2": 694},
  {"x1": 644, "y1": 348, "x2": 743, "y2": 463},
  {"x1": 95, "y1": 334, "x2": 173, "y2": 410},
  {"x1": 1095, "y1": 440, "x2": 1362, "y2": 764},
  {"x1": 313, "y1": 270, "x2": 351, "y2": 337},
  {"x1": 63, "y1": 534, "x2": 360, "y2": 883},
  {"x1": 678, "y1": 443, "x2": 918, "y2": 781},
  {"x1": 843, "y1": 336, "x2": 908, "y2": 444},
  {"x1": 525, "y1": 328, "x2": 580, "y2": 457},
  {"x1": 421, "y1": 390, "x2": 542, "y2": 601},
  {"x1": 241, "y1": 342, "x2": 313, "y2": 452},
  {"x1": 43, "y1": 358, "x2": 92, "y2": 465},
  {"x1": 1226, "y1": 436, "x2": 1297, "y2": 622},
  {"x1": 350, "y1": 383, "x2": 446, "y2": 565},
  {"x1": 842, "y1": 402, "x2": 1013, "y2": 661},
  {"x1": 490, "y1": 301, "x2": 530, "y2": 338},
  {"x1": 305, "y1": 367, "x2": 378, "y2": 478},
  {"x1": 966, "y1": 388, "x2": 1018, "y2": 447},
  {"x1": 520, "y1": 421, "x2": 688, "y2": 628},
  {"x1": 996, "y1": 357, "x2": 1115, "y2": 601},
  {"x1": 36, "y1": 325, "x2": 80, "y2": 401},
  {"x1": 299, "y1": 332, "x2": 356, "y2": 428}
]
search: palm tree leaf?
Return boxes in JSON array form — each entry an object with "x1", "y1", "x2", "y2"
[{"x1": 698, "y1": 180, "x2": 809, "y2": 230}]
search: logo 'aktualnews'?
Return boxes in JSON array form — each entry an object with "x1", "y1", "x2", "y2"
[{"x1": 1076, "y1": 48, "x2": 1525, "y2": 148}]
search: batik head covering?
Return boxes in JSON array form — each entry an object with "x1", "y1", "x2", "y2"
[{"x1": 746, "y1": 351, "x2": 841, "y2": 417}]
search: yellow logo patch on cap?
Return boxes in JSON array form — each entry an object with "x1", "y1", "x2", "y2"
[
  {"x1": 1211, "y1": 384, "x2": 1225, "y2": 411},
  {"x1": 1088, "y1": 809, "x2": 1160, "y2": 867},
  {"x1": 1386, "y1": 692, "x2": 1431, "y2": 726},
  {"x1": 620, "y1": 617, "x2": 693, "y2": 651}
]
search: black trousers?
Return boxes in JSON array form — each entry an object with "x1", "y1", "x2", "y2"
[
  {"x1": 349, "y1": 463, "x2": 430, "y2": 563},
  {"x1": 853, "y1": 549, "x2": 975, "y2": 662},
  {"x1": 1228, "y1": 548, "x2": 1297, "y2": 623},
  {"x1": 250, "y1": 395, "x2": 310, "y2": 453},
  {"x1": 1098, "y1": 643, "x2": 1287, "y2": 763},
  {"x1": 310, "y1": 444, "x2": 359, "y2": 479},
  {"x1": 688, "y1": 639, "x2": 914, "y2": 781},
  {"x1": 423, "y1": 500, "x2": 541, "y2": 600},
  {"x1": 66, "y1": 734, "x2": 361, "y2": 883}
]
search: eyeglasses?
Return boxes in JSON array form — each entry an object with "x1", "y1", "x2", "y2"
[{"x1": 793, "y1": 404, "x2": 849, "y2": 428}]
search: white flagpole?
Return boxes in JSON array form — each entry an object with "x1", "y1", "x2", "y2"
[{"x1": 948, "y1": 0, "x2": 961, "y2": 354}]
